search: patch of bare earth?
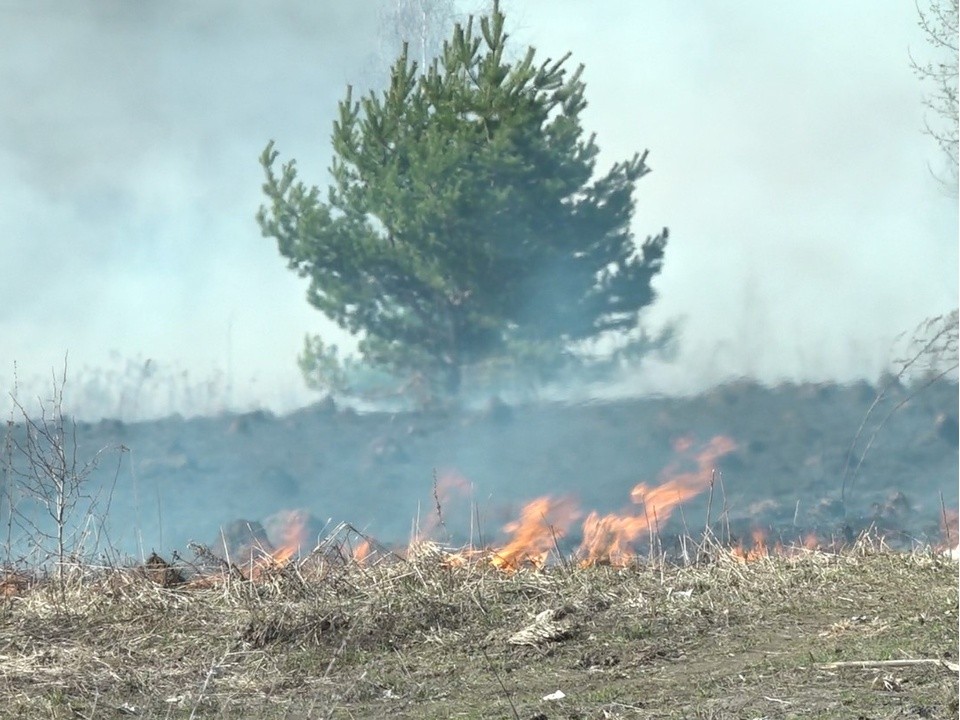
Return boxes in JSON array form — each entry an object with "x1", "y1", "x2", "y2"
[{"x1": 0, "y1": 542, "x2": 957, "y2": 719}]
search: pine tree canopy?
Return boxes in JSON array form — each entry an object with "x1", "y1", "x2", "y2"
[{"x1": 257, "y1": 1, "x2": 668, "y2": 397}]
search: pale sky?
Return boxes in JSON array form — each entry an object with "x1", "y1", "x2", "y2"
[{"x1": 1, "y1": 1, "x2": 956, "y2": 419}]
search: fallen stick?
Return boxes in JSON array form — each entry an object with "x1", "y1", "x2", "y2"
[{"x1": 820, "y1": 658, "x2": 959, "y2": 673}]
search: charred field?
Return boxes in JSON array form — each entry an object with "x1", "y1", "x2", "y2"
[{"x1": 7, "y1": 376, "x2": 954, "y2": 560}]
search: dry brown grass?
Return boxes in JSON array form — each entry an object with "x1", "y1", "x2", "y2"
[{"x1": 0, "y1": 535, "x2": 957, "y2": 719}]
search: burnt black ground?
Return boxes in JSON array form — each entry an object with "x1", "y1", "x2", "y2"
[{"x1": 3, "y1": 378, "x2": 957, "y2": 561}]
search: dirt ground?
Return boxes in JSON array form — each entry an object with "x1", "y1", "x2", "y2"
[{"x1": 0, "y1": 544, "x2": 956, "y2": 719}]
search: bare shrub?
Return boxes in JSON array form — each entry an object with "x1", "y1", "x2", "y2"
[
  {"x1": 911, "y1": 0, "x2": 959, "y2": 192},
  {"x1": 3, "y1": 358, "x2": 126, "y2": 591},
  {"x1": 842, "y1": 310, "x2": 959, "y2": 506}
]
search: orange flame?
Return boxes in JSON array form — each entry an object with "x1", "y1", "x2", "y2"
[
  {"x1": 491, "y1": 496, "x2": 579, "y2": 571},
  {"x1": 243, "y1": 435, "x2": 739, "y2": 578},
  {"x1": 352, "y1": 539, "x2": 372, "y2": 564},
  {"x1": 733, "y1": 528, "x2": 770, "y2": 561},
  {"x1": 731, "y1": 529, "x2": 829, "y2": 562},
  {"x1": 250, "y1": 510, "x2": 309, "y2": 577},
  {"x1": 579, "y1": 511, "x2": 649, "y2": 567},
  {"x1": 579, "y1": 435, "x2": 737, "y2": 566}
]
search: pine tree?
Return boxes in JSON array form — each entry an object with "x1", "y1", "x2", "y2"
[{"x1": 257, "y1": 1, "x2": 667, "y2": 398}]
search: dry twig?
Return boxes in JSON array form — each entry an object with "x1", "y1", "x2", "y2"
[{"x1": 820, "y1": 658, "x2": 959, "y2": 672}]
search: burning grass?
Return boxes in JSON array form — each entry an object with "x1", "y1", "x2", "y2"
[{"x1": 0, "y1": 535, "x2": 956, "y2": 719}]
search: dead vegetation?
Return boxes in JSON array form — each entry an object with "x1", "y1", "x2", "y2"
[{"x1": 0, "y1": 534, "x2": 956, "y2": 719}]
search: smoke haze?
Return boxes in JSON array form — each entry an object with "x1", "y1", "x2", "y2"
[{"x1": 2, "y1": 1, "x2": 956, "y2": 418}]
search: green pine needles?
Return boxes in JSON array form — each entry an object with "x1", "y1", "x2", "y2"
[{"x1": 258, "y1": 1, "x2": 667, "y2": 399}]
